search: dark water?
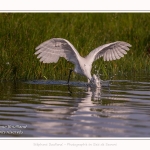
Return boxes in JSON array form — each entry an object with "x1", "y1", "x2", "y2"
[{"x1": 0, "y1": 77, "x2": 150, "y2": 137}]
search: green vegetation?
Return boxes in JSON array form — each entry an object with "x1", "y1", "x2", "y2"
[{"x1": 0, "y1": 13, "x2": 150, "y2": 81}]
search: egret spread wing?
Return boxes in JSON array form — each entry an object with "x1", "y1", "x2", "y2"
[
  {"x1": 86, "y1": 41, "x2": 132, "y2": 63},
  {"x1": 35, "y1": 38, "x2": 80, "y2": 64}
]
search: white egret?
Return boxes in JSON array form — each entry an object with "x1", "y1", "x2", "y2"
[{"x1": 35, "y1": 38, "x2": 131, "y2": 87}]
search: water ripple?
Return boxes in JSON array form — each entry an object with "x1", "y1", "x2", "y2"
[{"x1": 0, "y1": 79, "x2": 150, "y2": 137}]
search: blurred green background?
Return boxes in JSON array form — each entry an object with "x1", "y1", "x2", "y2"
[{"x1": 0, "y1": 13, "x2": 150, "y2": 81}]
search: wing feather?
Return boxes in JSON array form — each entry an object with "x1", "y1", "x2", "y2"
[
  {"x1": 110, "y1": 49, "x2": 117, "y2": 60},
  {"x1": 35, "y1": 38, "x2": 80, "y2": 64},
  {"x1": 85, "y1": 41, "x2": 131, "y2": 63},
  {"x1": 115, "y1": 47, "x2": 124, "y2": 58},
  {"x1": 109, "y1": 50, "x2": 114, "y2": 61},
  {"x1": 114, "y1": 48, "x2": 121, "y2": 59}
]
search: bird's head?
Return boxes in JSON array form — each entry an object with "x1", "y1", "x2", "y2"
[{"x1": 81, "y1": 63, "x2": 92, "y2": 79}]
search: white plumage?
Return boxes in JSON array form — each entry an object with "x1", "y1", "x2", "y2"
[{"x1": 35, "y1": 38, "x2": 131, "y2": 84}]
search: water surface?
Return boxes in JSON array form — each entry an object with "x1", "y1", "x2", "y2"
[{"x1": 0, "y1": 77, "x2": 150, "y2": 137}]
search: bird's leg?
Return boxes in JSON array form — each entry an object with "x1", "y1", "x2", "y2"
[
  {"x1": 67, "y1": 84, "x2": 72, "y2": 94},
  {"x1": 67, "y1": 69, "x2": 73, "y2": 84}
]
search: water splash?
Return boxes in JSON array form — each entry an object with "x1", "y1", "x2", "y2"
[{"x1": 90, "y1": 74, "x2": 102, "y2": 88}]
